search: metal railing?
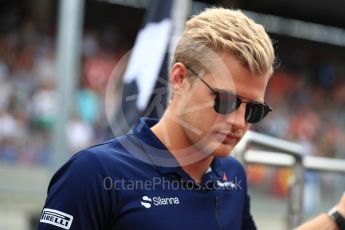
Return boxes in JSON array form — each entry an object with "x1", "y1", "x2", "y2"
[{"x1": 233, "y1": 130, "x2": 345, "y2": 229}]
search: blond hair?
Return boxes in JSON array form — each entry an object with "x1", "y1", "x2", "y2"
[{"x1": 173, "y1": 7, "x2": 275, "y2": 76}]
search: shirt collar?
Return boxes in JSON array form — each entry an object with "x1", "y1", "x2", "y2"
[{"x1": 131, "y1": 117, "x2": 181, "y2": 171}]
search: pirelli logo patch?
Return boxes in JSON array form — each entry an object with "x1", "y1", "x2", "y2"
[{"x1": 40, "y1": 208, "x2": 73, "y2": 229}]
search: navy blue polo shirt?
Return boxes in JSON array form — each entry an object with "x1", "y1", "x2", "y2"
[{"x1": 38, "y1": 118, "x2": 256, "y2": 230}]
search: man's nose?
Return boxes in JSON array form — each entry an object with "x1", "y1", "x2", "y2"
[{"x1": 225, "y1": 103, "x2": 247, "y2": 130}]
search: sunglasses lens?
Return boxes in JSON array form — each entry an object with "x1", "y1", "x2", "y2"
[
  {"x1": 213, "y1": 91, "x2": 272, "y2": 123},
  {"x1": 245, "y1": 103, "x2": 270, "y2": 123},
  {"x1": 214, "y1": 92, "x2": 239, "y2": 115}
]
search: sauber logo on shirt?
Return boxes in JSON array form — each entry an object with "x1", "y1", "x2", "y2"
[
  {"x1": 223, "y1": 171, "x2": 228, "y2": 181},
  {"x1": 141, "y1": 195, "x2": 179, "y2": 208},
  {"x1": 40, "y1": 208, "x2": 73, "y2": 229}
]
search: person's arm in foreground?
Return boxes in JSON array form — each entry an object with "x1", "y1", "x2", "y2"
[{"x1": 296, "y1": 192, "x2": 345, "y2": 230}]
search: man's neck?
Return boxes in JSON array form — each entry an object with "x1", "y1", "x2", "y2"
[
  {"x1": 181, "y1": 156, "x2": 214, "y2": 184},
  {"x1": 151, "y1": 112, "x2": 214, "y2": 184}
]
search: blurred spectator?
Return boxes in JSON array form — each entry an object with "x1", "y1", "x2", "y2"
[
  {"x1": 67, "y1": 114, "x2": 94, "y2": 154},
  {"x1": 76, "y1": 87, "x2": 102, "y2": 125},
  {"x1": 30, "y1": 79, "x2": 57, "y2": 130}
]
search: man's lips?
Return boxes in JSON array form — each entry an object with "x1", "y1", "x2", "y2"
[{"x1": 216, "y1": 132, "x2": 241, "y2": 143}]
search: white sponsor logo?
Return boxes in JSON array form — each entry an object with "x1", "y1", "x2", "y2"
[
  {"x1": 217, "y1": 180, "x2": 237, "y2": 189},
  {"x1": 141, "y1": 196, "x2": 152, "y2": 208},
  {"x1": 141, "y1": 195, "x2": 180, "y2": 208},
  {"x1": 40, "y1": 208, "x2": 73, "y2": 229},
  {"x1": 216, "y1": 177, "x2": 242, "y2": 190}
]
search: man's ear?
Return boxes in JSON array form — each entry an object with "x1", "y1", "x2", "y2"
[{"x1": 170, "y1": 63, "x2": 188, "y2": 97}]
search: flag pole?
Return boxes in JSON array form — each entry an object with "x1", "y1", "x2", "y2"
[{"x1": 52, "y1": 0, "x2": 84, "y2": 173}]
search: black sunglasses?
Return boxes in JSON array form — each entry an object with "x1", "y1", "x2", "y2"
[{"x1": 186, "y1": 65, "x2": 272, "y2": 123}]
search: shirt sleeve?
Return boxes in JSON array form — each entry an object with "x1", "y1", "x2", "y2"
[{"x1": 37, "y1": 151, "x2": 115, "y2": 230}]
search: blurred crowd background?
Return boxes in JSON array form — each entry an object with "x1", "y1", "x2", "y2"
[
  {"x1": 0, "y1": 22, "x2": 118, "y2": 165},
  {"x1": 0, "y1": 0, "x2": 345, "y2": 229},
  {"x1": 0, "y1": 0, "x2": 136, "y2": 165}
]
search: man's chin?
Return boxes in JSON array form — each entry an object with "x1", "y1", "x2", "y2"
[
  {"x1": 211, "y1": 143, "x2": 235, "y2": 157},
  {"x1": 195, "y1": 137, "x2": 236, "y2": 158}
]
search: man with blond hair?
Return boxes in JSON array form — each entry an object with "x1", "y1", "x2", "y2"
[{"x1": 37, "y1": 7, "x2": 345, "y2": 230}]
